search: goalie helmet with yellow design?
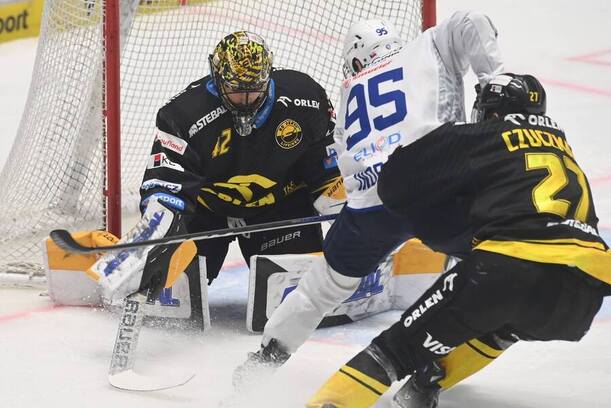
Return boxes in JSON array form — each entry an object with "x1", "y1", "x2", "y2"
[{"x1": 209, "y1": 31, "x2": 273, "y2": 136}]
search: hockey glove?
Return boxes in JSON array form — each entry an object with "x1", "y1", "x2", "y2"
[{"x1": 87, "y1": 196, "x2": 196, "y2": 303}]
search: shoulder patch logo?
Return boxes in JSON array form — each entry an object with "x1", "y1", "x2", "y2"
[{"x1": 275, "y1": 119, "x2": 303, "y2": 149}]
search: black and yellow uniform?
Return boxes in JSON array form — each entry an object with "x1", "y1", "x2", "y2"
[
  {"x1": 308, "y1": 113, "x2": 611, "y2": 408},
  {"x1": 140, "y1": 69, "x2": 343, "y2": 281},
  {"x1": 381, "y1": 113, "x2": 610, "y2": 284},
  {"x1": 371, "y1": 113, "x2": 611, "y2": 384}
]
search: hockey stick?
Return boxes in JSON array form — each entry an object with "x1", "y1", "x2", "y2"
[
  {"x1": 50, "y1": 213, "x2": 337, "y2": 254},
  {"x1": 108, "y1": 290, "x2": 195, "y2": 391}
]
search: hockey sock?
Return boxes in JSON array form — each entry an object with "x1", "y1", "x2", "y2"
[
  {"x1": 307, "y1": 344, "x2": 395, "y2": 408},
  {"x1": 438, "y1": 337, "x2": 506, "y2": 389}
]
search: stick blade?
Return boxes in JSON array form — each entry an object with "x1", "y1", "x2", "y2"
[
  {"x1": 109, "y1": 369, "x2": 195, "y2": 392},
  {"x1": 49, "y1": 229, "x2": 93, "y2": 254}
]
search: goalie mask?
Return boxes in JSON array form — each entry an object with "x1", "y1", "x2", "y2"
[
  {"x1": 471, "y1": 73, "x2": 547, "y2": 122},
  {"x1": 210, "y1": 31, "x2": 273, "y2": 136},
  {"x1": 342, "y1": 19, "x2": 404, "y2": 78}
]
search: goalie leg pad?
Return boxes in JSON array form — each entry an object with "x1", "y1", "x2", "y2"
[
  {"x1": 43, "y1": 231, "x2": 119, "y2": 305},
  {"x1": 248, "y1": 253, "x2": 395, "y2": 333},
  {"x1": 144, "y1": 255, "x2": 210, "y2": 331},
  {"x1": 260, "y1": 256, "x2": 361, "y2": 353}
]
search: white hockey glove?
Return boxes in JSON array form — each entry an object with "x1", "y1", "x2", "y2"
[
  {"x1": 87, "y1": 197, "x2": 196, "y2": 303},
  {"x1": 313, "y1": 176, "x2": 346, "y2": 217}
]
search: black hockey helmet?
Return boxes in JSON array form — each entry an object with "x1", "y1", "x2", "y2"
[
  {"x1": 471, "y1": 73, "x2": 546, "y2": 122},
  {"x1": 209, "y1": 31, "x2": 273, "y2": 136}
]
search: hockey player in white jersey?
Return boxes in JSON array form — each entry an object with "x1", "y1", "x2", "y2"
[{"x1": 234, "y1": 10, "x2": 504, "y2": 393}]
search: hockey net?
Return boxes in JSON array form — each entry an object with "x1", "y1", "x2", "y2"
[{"x1": 0, "y1": 0, "x2": 433, "y2": 280}]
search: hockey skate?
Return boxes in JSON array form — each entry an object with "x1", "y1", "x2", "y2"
[
  {"x1": 392, "y1": 376, "x2": 441, "y2": 408},
  {"x1": 232, "y1": 338, "x2": 291, "y2": 390}
]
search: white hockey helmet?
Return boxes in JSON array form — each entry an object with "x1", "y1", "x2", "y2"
[{"x1": 342, "y1": 19, "x2": 404, "y2": 78}]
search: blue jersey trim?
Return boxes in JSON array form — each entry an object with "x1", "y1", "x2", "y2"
[
  {"x1": 205, "y1": 79, "x2": 276, "y2": 129},
  {"x1": 254, "y1": 79, "x2": 275, "y2": 129},
  {"x1": 346, "y1": 205, "x2": 385, "y2": 213},
  {"x1": 206, "y1": 79, "x2": 219, "y2": 97}
]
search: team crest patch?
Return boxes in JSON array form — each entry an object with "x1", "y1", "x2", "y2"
[{"x1": 275, "y1": 119, "x2": 303, "y2": 149}]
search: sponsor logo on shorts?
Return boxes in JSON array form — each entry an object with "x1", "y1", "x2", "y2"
[
  {"x1": 422, "y1": 332, "x2": 456, "y2": 355},
  {"x1": 147, "y1": 152, "x2": 184, "y2": 172},
  {"x1": 154, "y1": 130, "x2": 188, "y2": 155},
  {"x1": 275, "y1": 119, "x2": 303, "y2": 149},
  {"x1": 403, "y1": 272, "x2": 457, "y2": 328}
]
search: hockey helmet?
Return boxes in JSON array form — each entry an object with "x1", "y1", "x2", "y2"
[
  {"x1": 210, "y1": 31, "x2": 273, "y2": 136},
  {"x1": 342, "y1": 19, "x2": 404, "y2": 78},
  {"x1": 472, "y1": 73, "x2": 546, "y2": 122}
]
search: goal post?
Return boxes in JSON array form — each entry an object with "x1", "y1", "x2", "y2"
[{"x1": 0, "y1": 0, "x2": 436, "y2": 278}]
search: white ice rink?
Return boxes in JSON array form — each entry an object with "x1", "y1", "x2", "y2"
[{"x1": 1, "y1": 0, "x2": 611, "y2": 407}]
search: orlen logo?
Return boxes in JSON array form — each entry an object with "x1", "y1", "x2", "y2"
[
  {"x1": 155, "y1": 131, "x2": 187, "y2": 155},
  {"x1": 353, "y1": 132, "x2": 401, "y2": 161}
]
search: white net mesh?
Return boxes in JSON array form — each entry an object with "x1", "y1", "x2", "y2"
[{"x1": 0, "y1": 0, "x2": 427, "y2": 278}]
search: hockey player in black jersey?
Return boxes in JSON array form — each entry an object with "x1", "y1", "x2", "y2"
[
  {"x1": 307, "y1": 74, "x2": 611, "y2": 407},
  {"x1": 86, "y1": 31, "x2": 344, "y2": 309}
]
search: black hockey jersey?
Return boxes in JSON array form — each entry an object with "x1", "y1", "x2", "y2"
[
  {"x1": 380, "y1": 114, "x2": 611, "y2": 284},
  {"x1": 140, "y1": 69, "x2": 342, "y2": 219}
]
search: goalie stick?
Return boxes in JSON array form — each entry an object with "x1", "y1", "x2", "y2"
[
  {"x1": 50, "y1": 213, "x2": 337, "y2": 254},
  {"x1": 108, "y1": 290, "x2": 195, "y2": 391}
]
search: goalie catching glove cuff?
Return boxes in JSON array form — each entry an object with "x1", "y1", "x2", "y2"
[{"x1": 87, "y1": 197, "x2": 196, "y2": 303}]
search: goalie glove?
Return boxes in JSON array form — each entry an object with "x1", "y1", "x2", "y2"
[{"x1": 87, "y1": 196, "x2": 196, "y2": 303}]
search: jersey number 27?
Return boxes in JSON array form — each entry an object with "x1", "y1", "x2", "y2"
[{"x1": 345, "y1": 68, "x2": 407, "y2": 150}]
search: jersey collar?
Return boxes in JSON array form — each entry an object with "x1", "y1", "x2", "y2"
[{"x1": 206, "y1": 79, "x2": 275, "y2": 130}]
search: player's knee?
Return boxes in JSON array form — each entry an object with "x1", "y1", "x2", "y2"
[{"x1": 299, "y1": 262, "x2": 362, "y2": 304}]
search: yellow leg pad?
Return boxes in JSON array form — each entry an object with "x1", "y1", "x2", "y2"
[
  {"x1": 306, "y1": 365, "x2": 389, "y2": 408},
  {"x1": 165, "y1": 240, "x2": 197, "y2": 288},
  {"x1": 438, "y1": 338, "x2": 505, "y2": 390},
  {"x1": 45, "y1": 230, "x2": 119, "y2": 282}
]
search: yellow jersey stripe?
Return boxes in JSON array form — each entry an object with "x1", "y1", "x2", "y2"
[{"x1": 475, "y1": 239, "x2": 611, "y2": 285}]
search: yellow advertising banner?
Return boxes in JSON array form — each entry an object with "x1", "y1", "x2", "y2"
[{"x1": 0, "y1": 0, "x2": 43, "y2": 43}]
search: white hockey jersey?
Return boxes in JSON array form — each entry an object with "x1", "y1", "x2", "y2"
[{"x1": 334, "y1": 10, "x2": 504, "y2": 210}]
